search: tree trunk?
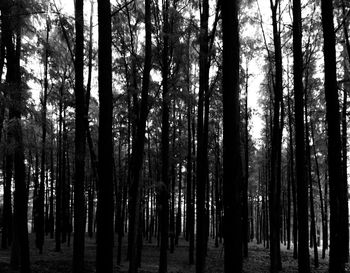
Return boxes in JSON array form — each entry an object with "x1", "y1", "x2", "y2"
[
  {"x1": 269, "y1": 1, "x2": 283, "y2": 271},
  {"x1": 36, "y1": 15, "x2": 50, "y2": 255},
  {"x1": 73, "y1": 0, "x2": 86, "y2": 271},
  {"x1": 2, "y1": 2, "x2": 31, "y2": 271},
  {"x1": 128, "y1": 0, "x2": 152, "y2": 271},
  {"x1": 184, "y1": 26, "x2": 194, "y2": 265},
  {"x1": 2, "y1": 150, "x2": 13, "y2": 250},
  {"x1": 170, "y1": 107, "x2": 176, "y2": 253},
  {"x1": 196, "y1": 0, "x2": 209, "y2": 271},
  {"x1": 176, "y1": 144, "x2": 182, "y2": 245},
  {"x1": 222, "y1": 0, "x2": 243, "y2": 272},
  {"x1": 310, "y1": 121, "x2": 326, "y2": 259},
  {"x1": 324, "y1": 170, "x2": 329, "y2": 258},
  {"x1": 292, "y1": 0, "x2": 310, "y2": 271},
  {"x1": 0, "y1": 4, "x2": 13, "y2": 250},
  {"x1": 321, "y1": 0, "x2": 349, "y2": 271},
  {"x1": 49, "y1": 126, "x2": 55, "y2": 239},
  {"x1": 61, "y1": 117, "x2": 68, "y2": 244},
  {"x1": 243, "y1": 62, "x2": 249, "y2": 258},
  {"x1": 341, "y1": 10, "x2": 350, "y2": 258},
  {"x1": 159, "y1": 1, "x2": 170, "y2": 272},
  {"x1": 55, "y1": 82, "x2": 64, "y2": 252},
  {"x1": 96, "y1": 0, "x2": 114, "y2": 272},
  {"x1": 304, "y1": 93, "x2": 318, "y2": 267}
]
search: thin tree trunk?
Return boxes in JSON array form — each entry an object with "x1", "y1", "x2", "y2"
[
  {"x1": 159, "y1": 1, "x2": 170, "y2": 272},
  {"x1": 196, "y1": 0, "x2": 209, "y2": 271},
  {"x1": 61, "y1": 116, "x2": 68, "y2": 244},
  {"x1": 269, "y1": 1, "x2": 283, "y2": 271},
  {"x1": 56, "y1": 89, "x2": 63, "y2": 252},
  {"x1": 73, "y1": 0, "x2": 86, "y2": 271},
  {"x1": 304, "y1": 93, "x2": 318, "y2": 267},
  {"x1": 324, "y1": 170, "x2": 329, "y2": 259},
  {"x1": 2, "y1": 146, "x2": 13, "y2": 250},
  {"x1": 170, "y1": 106, "x2": 176, "y2": 253},
  {"x1": 341, "y1": 11, "x2": 350, "y2": 259},
  {"x1": 184, "y1": 25, "x2": 194, "y2": 265},
  {"x1": 49, "y1": 127, "x2": 55, "y2": 239},
  {"x1": 176, "y1": 141, "x2": 182, "y2": 246},
  {"x1": 128, "y1": 0, "x2": 152, "y2": 271},
  {"x1": 36, "y1": 15, "x2": 50, "y2": 254},
  {"x1": 243, "y1": 62, "x2": 249, "y2": 258},
  {"x1": 292, "y1": 0, "x2": 310, "y2": 271}
]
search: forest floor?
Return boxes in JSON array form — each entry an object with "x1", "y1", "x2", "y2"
[{"x1": 0, "y1": 234, "x2": 347, "y2": 272}]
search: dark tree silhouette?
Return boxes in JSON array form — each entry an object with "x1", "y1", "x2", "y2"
[
  {"x1": 292, "y1": 0, "x2": 310, "y2": 272},
  {"x1": 128, "y1": 0, "x2": 152, "y2": 271},
  {"x1": 36, "y1": 14, "x2": 50, "y2": 255},
  {"x1": 96, "y1": 0, "x2": 114, "y2": 272},
  {"x1": 196, "y1": 0, "x2": 209, "y2": 272},
  {"x1": 159, "y1": 0, "x2": 170, "y2": 272},
  {"x1": 73, "y1": 0, "x2": 86, "y2": 271},
  {"x1": 269, "y1": 1, "x2": 283, "y2": 271},
  {"x1": 2, "y1": 1, "x2": 31, "y2": 272},
  {"x1": 222, "y1": 0, "x2": 242, "y2": 272},
  {"x1": 321, "y1": 0, "x2": 349, "y2": 272}
]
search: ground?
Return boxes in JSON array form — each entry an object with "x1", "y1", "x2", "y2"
[{"x1": 0, "y1": 234, "x2": 346, "y2": 272}]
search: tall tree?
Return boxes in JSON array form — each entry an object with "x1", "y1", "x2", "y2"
[
  {"x1": 185, "y1": 24, "x2": 194, "y2": 265},
  {"x1": 73, "y1": 0, "x2": 86, "y2": 271},
  {"x1": 321, "y1": 0, "x2": 349, "y2": 272},
  {"x1": 292, "y1": 0, "x2": 310, "y2": 272},
  {"x1": 269, "y1": 0, "x2": 283, "y2": 271},
  {"x1": 128, "y1": 0, "x2": 152, "y2": 271},
  {"x1": 2, "y1": 1, "x2": 31, "y2": 271},
  {"x1": 196, "y1": 0, "x2": 209, "y2": 271},
  {"x1": 159, "y1": 0, "x2": 170, "y2": 272},
  {"x1": 37, "y1": 13, "x2": 50, "y2": 255},
  {"x1": 222, "y1": 0, "x2": 242, "y2": 272},
  {"x1": 96, "y1": 0, "x2": 114, "y2": 272}
]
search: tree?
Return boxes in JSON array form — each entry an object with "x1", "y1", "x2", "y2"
[
  {"x1": 292, "y1": 0, "x2": 310, "y2": 272},
  {"x1": 36, "y1": 12, "x2": 50, "y2": 255},
  {"x1": 269, "y1": 0, "x2": 283, "y2": 271},
  {"x1": 185, "y1": 23, "x2": 195, "y2": 265},
  {"x1": 196, "y1": 0, "x2": 209, "y2": 272},
  {"x1": 321, "y1": 0, "x2": 349, "y2": 272},
  {"x1": 128, "y1": 0, "x2": 152, "y2": 271},
  {"x1": 222, "y1": 0, "x2": 242, "y2": 272},
  {"x1": 2, "y1": 0, "x2": 31, "y2": 271},
  {"x1": 159, "y1": 0, "x2": 170, "y2": 272},
  {"x1": 96, "y1": 0, "x2": 114, "y2": 272},
  {"x1": 73, "y1": 0, "x2": 86, "y2": 271}
]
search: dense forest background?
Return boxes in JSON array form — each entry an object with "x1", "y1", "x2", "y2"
[{"x1": 0, "y1": 0, "x2": 349, "y2": 272}]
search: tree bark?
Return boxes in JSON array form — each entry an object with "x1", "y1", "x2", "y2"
[
  {"x1": 159, "y1": 1, "x2": 170, "y2": 272},
  {"x1": 96, "y1": 0, "x2": 114, "y2": 272},
  {"x1": 321, "y1": 0, "x2": 349, "y2": 271},
  {"x1": 128, "y1": 0, "x2": 152, "y2": 271},
  {"x1": 36, "y1": 15, "x2": 50, "y2": 255},
  {"x1": 222, "y1": 0, "x2": 243, "y2": 272},
  {"x1": 73, "y1": 0, "x2": 86, "y2": 271},
  {"x1": 292, "y1": 0, "x2": 310, "y2": 271},
  {"x1": 242, "y1": 61, "x2": 249, "y2": 258},
  {"x1": 269, "y1": 1, "x2": 283, "y2": 271},
  {"x1": 2, "y1": 2, "x2": 31, "y2": 271},
  {"x1": 185, "y1": 25, "x2": 195, "y2": 265},
  {"x1": 196, "y1": 0, "x2": 209, "y2": 271}
]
